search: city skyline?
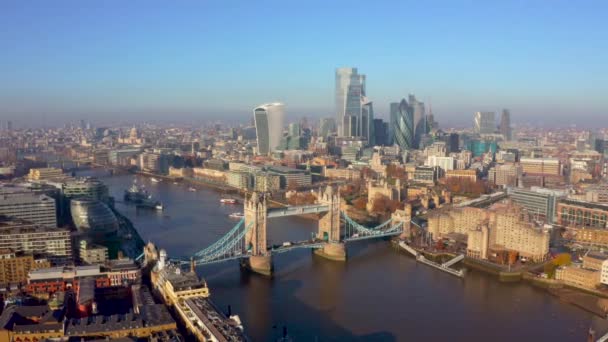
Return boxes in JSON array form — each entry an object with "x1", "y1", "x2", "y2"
[{"x1": 1, "y1": 1, "x2": 607, "y2": 127}]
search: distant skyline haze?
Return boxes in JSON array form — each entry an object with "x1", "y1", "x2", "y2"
[{"x1": 1, "y1": 1, "x2": 606, "y2": 127}]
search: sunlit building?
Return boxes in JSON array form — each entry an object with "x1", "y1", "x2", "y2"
[{"x1": 254, "y1": 103, "x2": 285, "y2": 155}]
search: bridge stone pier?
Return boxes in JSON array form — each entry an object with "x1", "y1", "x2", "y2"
[
  {"x1": 314, "y1": 186, "x2": 346, "y2": 261},
  {"x1": 242, "y1": 192, "x2": 273, "y2": 276},
  {"x1": 391, "y1": 203, "x2": 412, "y2": 239}
]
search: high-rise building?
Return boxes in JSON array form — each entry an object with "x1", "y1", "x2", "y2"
[
  {"x1": 474, "y1": 111, "x2": 496, "y2": 134},
  {"x1": 319, "y1": 118, "x2": 336, "y2": 138},
  {"x1": 254, "y1": 103, "x2": 285, "y2": 155},
  {"x1": 373, "y1": 119, "x2": 388, "y2": 146},
  {"x1": 288, "y1": 123, "x2": 301, "y2": 137},
  {"x1": 499, "y1": 109, "x2": 512, "y2": 140},
  {"x1": 409, "y1": 94, "x2": 427, "y2": 148},
  {"x1": 335, "y1": 67, "x2": 366, "y2": 137},
  {"x1": 390, "y1": 99, "x2": 414, "y2": 150},
  {"x1": 361, "y1": 100, "x2": 374, "y2": 143}
]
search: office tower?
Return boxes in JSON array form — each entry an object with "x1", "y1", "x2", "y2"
[
  {"x1": 499, "y1": 109, "x2": 512, "y2": 140},
  {"x1": 409, "y1": 94, "x2": 427, "y2": 148},
  {"x1": 80, "y1": 119, "x2": 86, "y2": 130},
  {"x1": 335, "y1": 67, "x2": 366, "y2": 137},
  {"x1": 390, "y1": 99, "x2": 414, "y2": 150},
  {"x1": 0, "y1": 193, "x2": 57, "y2": 228},
  {"x1": 254, "y1": 102, "x2": 285, "y2": 155},
  {"x1": 474, "y1": 111, "x2": 496, "y2": 134},
  {"x1": 373, "y1": 119, "x2": 388, "y2": 146},
  {"x1": 288, "y1": 123, "x2": 301, "y2": 137},
  {"x1": 6, "y1": 121, "x2": 12, "y2": 131},
  {"x1": 361, "y1": 100, "x2": 374, "y2": 143},
  {"x1": 319, "y1": 118, "x2": 336, "y2": 138},
  {"x1": 448, "y1": 133, "x2": 460, "y2": 153}
]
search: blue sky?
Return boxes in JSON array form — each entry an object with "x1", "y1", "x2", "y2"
[{"x1": 1, "y1": 0, "x2": 607, "y2": 127}]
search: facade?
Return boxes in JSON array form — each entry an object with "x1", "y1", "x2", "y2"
[
  {"x1": 445, "y1": 169, "x2": 477, "y2": 182},
  {"x1": 335, "y1": 67, "x2": 366, "y2": 137},
  {"x1": 79, "y1": 240, "x2": 109, "y2": 264},
  {"x1": 413, "y1": 166, "x2": 439, "y2": 184},
  {"x1": 390, "y1": 99, "x2": 414, "y2": 150},
  {"x1": 62, "y1": 178, "x2": 109, "y2": 202},
  {"x1": 253, "y1": 172, "x2": 281, "y2": 192},
  {"x1": 139, "y1": 152, "x2": 170, "y2": 174},
  {"x1": 0, "y1": 193, "x2": 57, "y2": 227},
  {"x1": 426, "y1": 156, "x2": 454, "y2": 174},
  {"x1": 28, "y1": 167, "x2": 64, "y2": 181},
  {"x1": 70, "y1": 199, "x2": 119, "y2": 243},
  {"x1": 509, "y1": 187, "x2": 562, "y2": 223},
  {"x1": 428, "y1": 207, "x2": 488, "y2": 238},
  {"x1": 467, "y1": 225, "x2": 490, "y2": 259},
  {"x1": 267, "y1": 166, "x2": 312, "y2": 189},
  {"x1": 520, "y1": 157, "x2": 561, "y2": 176},
  {"x1": 499, "y1": 109, "x2": 512, "y2": 140},
  {"x1": 489, "y1": 164, "x2": 522, "y2": 187},
  {"x1": 226, "y1": 171, "x2": 253, "y2": 190},
  {"x1": 0, "y1": 218, "x2": 71, "y2": 264},
  {"x1": 324, "y1": 167, "x2": 360, "y2": 181},
  {"x1": 490, "y1": 206, "x2": 550, "y2": 262},
  {"x1": 602, "y1": 259, "x2": 608, "y2": 285},
  {"x1": 254, "y1": 102, "x2": 285, "y2": 155},
  {"x1": 319, "y1": 118, "x2": 336, "y2": 138},
  {"x1": 0, "y1": 249, "x2": 50, "y2": 284},
  {"x1": 557, "y1": 199, "x2": 608, "y2": 229},
  {"x1": 555, "y1": 266, "x2": 600, "y2": 289},
  {"x1": 409, "y1": 94, "x2": 427, "y2": 148},
  {"x1": 474, "y1": 111, "x2": 496, "y2": 134},
  {"x1": 366, "y1": 179, "x2": 405, "y2": 211}
]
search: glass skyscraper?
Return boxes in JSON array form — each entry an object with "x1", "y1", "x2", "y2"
[
  {"x1": 390, "y1": 98, "x2": 414, "y2": 150},
  {"x1": 335, "y1": 67, "x2": 366, "y2": 137},
  {"x1": 474, "y1": 111, "x2": 496, "y2": 134},
  {"x1": 409, "y1": 94, "x2": 427, "y2": 148},
  {"x1": 319, "y1": 118, "x2": 336, "y2": 138},
  {"x1": 254, "y1": 103, "x2": 285, "y2": 155}
]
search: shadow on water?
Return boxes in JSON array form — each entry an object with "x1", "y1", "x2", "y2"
[{"x1": 204, "y1": 251, "x2": 397, "y2": 341}]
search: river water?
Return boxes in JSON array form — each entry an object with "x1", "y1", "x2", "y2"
[{"x1": 82, "y1": 170, "x2": 605, "y2": 341}]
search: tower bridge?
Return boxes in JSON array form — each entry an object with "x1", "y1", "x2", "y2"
[{"x1": 144, "y1": 186, "x2": 411, "y2": 276}]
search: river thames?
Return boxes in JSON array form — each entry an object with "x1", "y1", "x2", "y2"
[{"x1": 82, "y1": 170, "x2": 604, "y2": 341}]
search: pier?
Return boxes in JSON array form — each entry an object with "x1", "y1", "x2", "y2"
[{"x1": 398, "y1": 242, "x2": 465, "y2": 278}]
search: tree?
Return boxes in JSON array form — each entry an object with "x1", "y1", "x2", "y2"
[
  {"x1": 552, "y1": 253, "x2": 572, "y2": 267},
  {"x1": 352, "y1": 197, "x2": 367, "y2": 211}
]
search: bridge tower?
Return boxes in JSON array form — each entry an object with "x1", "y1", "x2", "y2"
[
  {"x1": 314, "y1": 186, "x2": 346, "y2": 261},
  {"x1": 392, "y1": 203, "x2": 412, "y2": 238},
  {"x1": 242, "y1": 192, "x2": 273, "y2": 275}
]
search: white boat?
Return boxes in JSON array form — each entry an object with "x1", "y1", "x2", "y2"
[
  {"x1": 188, "y1": 187, "x2": 197, "y2": 192},
  {"x1": 220, "y1": 198, "x2": 238, "y2": 204},
  {"x1": 155, "y1": 203, "x2": 164, "y2": 211},
  {"x1": 229, "y1": 212, "x2": 244, "y2": 219},
  {"x1": 150, "y1": 177, "x2": 161, "y2": 183}
]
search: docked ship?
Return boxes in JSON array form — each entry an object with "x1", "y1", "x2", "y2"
[
  {"x1": 124, "y1": 182, "x2": 163, "y2": 211},
  {"x1": 220, "y1": 198, "x2": 238, "y2": 204},
  {"x1": 150, "y1": 177, "x2": 161, "y2": 183}
]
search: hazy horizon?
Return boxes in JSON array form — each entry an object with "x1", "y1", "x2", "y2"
[{"x1": 1, "y1": 1, "x2": 606, "y2": 128}]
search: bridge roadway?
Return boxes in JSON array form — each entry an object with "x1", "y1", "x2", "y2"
[{"x1": 266, "y1": 204, "x2": 329, "y2": 218}]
